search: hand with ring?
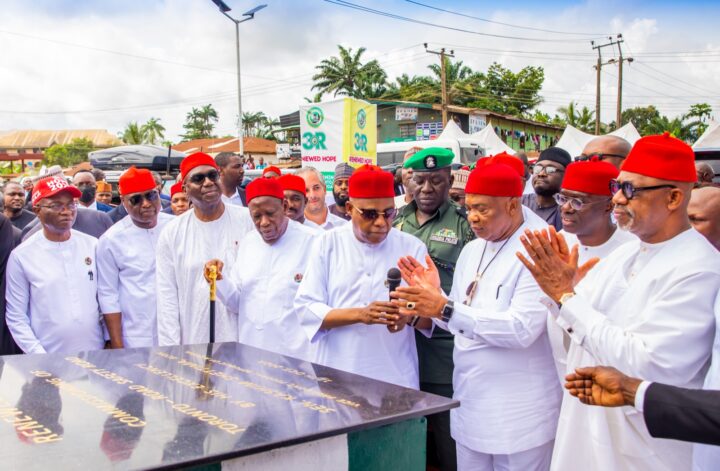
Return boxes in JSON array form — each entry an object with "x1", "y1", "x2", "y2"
[{"x1": 391, "y1": 285, "x2": 447, "y2": 318}]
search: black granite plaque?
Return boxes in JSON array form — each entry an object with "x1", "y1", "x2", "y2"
[{"x1": 0, "y1": 343, "x2": 457, "y2": 470}]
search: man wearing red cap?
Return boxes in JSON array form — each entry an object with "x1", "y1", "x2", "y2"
[
  {"x1": 392, "y1": 163, "x2": 561, "y2": 470},
  {"x1": 156, "y1": 152, "x2": 254, "y2": 346},
  {"x1": 546, "y1": 160, "x2": 636, "y2": 380},
  {"x1": 203, "y1": 178, "x2": 317, "y2": 361},
  {"x1": 295, "y1": 166, "x2": 348, "y2": 230},
  {"x1": 168, "y1": 181, "x2": 190, "y2": 216},
  {"x1": 295, "y1": 165, "x2": 428, "y2": 388},
  {"x1": 278, "y1": 173, "x2": 315, "y2": 229},
  {"x1": 5, "y1": 176, "x2": 105, "y2": 354},
  {"x1": 262, "y1": 165, "x2": 282, "y2": 179},
  {"x1": 96, "y1": 167, "x2": 174, "y2": 349},
  {"x1": 519, "y1": 133, "x2": 720, "y2": 470}
]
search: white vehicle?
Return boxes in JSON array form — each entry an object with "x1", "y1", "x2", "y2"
[{"x1": 376, "y1": 139, "x2": 485, "y2": 167}]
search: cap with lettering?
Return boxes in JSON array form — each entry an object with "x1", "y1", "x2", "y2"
[{"x1": 32, "y1": 176, "x2": 81, "y2": 206}]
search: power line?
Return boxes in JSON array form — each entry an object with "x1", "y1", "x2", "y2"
[
  {"x1": 405, "y1": 0, "x2": 612, "y2": 36},
  {"x1": 322, "y1": 0, "x2": 606, "y2": 43}
]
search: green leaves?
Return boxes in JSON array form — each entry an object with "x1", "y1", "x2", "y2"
[
  {"x1": 43, "y1": 138, "x2": 95, "y2": 167},
  {"x1": 311, "y1": 46, "x2": 388, "y2": 99},
  {"x1": 181, "y1": 104, "x2": 219, "y2": 140}
]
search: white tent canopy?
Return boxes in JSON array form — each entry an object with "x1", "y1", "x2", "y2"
[
  {"x1": 556, "y1": 122, "x2": 642, "y2": 156},
  {"x1": 556, "y1": 125, "x2": 594, "y2": 157},
  {"x1": 466, "y1": 125, "x2": 515, "y2": 156},
  {"x1": 436, "y1": 119, "x2": 468, "y2": 141},
  {"x1": 693, "y1": 120, "x2": 720, "y2": 149}
]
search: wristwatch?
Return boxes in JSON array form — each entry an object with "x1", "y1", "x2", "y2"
[
  {"x1": 440, "y1": 300, "x2": 455, "y2": 322},
  {"x1": 558, "y1": 291, "x2": 576, "y2": 308}
]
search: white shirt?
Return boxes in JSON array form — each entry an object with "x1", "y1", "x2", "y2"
[
  {"x1": 97, "y1": 213, "x2": 173, "y2": 348},
  {"x1": 437, "y1": 215, "x2": 561, "y2": 455},
  {"x1": 549, "y1": 228, "x2": 720, "y2": 470},
  {"x1": 217, "y1": 220, "x2": 318, "y2": 362},
  {"x1": 693, "y1": 291, "x2": 720, "y2": 471},
  {"x1": 547, "y1": 227, "x2": 636, "y2": 381},
  {"x1": 303, "y1": 209, "x2": 348, "y2": 231},
  {"x1": 295, "y1": 225, "x2": 428, "y2": 389},
  {"x1": 221, "y1": 190, "x2": 244, "y2": 207},
  {"x1": 156, "y1": 204, "x2": 254, "y2": 346},
  {"x1": 523, "y1": 177, "x2": 534, "y2": 195},
  {"x1": 84, "y1": 200, "x2": 98, "y2": 211},
  {"x1": 5, "y1": 230, "x2": 105, "y2": 354}
]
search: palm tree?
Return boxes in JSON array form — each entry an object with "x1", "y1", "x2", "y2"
[
  {"x1": 241, "y1": 111, "x2": 266, "y2": 136},
  {"x1": 645, "y1": 116, "x2": 694, "y2": 142},
  {"x1": 685, "y1": 103, "x2": 713, "y2": 140},
  {"x1": 312, "y1": 45, "x2": 388, "y2": 99},
  {"x1": 557, "y1": 102, "x2": 596, "y2": 133},
  {"x1": 141, "y1": 117, "x2": 165, "y2": 145},
  {"x1": 120, "y1": 122, "x2": 146, "y2": 145}
]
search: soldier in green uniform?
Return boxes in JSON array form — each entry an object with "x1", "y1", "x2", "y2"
[{"x1": 393, "y1": 147, "x2": 474, "y2": 471}]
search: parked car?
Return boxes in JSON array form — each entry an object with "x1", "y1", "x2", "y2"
[{"x1": 89, "y1": 145, "x2": 185, "y2": 173}]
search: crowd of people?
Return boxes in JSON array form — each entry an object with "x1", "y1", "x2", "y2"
[{"x1": 1, "y1": 131, "x2": 719, "y2": 471}]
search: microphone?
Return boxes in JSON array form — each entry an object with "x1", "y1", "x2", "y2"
[{"x1": 386, "y1": 268, "x2": 402, "y2": 333}]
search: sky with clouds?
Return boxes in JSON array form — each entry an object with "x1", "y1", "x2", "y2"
[{"x1": 1, "y1": 0, "x2": 719, "y2": 141}]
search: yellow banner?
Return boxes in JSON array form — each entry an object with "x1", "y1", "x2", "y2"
[{"x1": 342, "y1": 98, "x2": 376, "y2": 167}]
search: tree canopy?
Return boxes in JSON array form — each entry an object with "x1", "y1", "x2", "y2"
[{"x1": 43, "y1": 138, "x2": 95, "y2": 167}]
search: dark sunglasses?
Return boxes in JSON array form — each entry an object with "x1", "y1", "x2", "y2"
[
  {"x1": 353, "y1": 206, "x2": 397, "y2": 221},
  {"x1": 128, "y1": 190, "x2": 159, "y2": 206},
  {"x1": 188, "y1": 170, "x2": 220, "y2": 185},
  {"x1": 609, "y1": 179, "x2": 676, "y2": 200},
  {"x1": 574, "y1": 152, "x2": 626, "y2": 162}
]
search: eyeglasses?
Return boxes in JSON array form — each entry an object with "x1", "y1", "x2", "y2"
[
  {"x1": 188, "y1": 170, "x2": 220, "y2": 185},
  {"x1": 609, "y1": 179, "x2": 677, "y2": 200},
  {"x1": 353, "y1": 206, "x2": 397, "y2": 221},
  {"x1": 574, "y1": 152, "x2": 626, "y2": 162},
  {"x1": 127, "y1": 190, "x2": 159, "y2": 206},
  {"x1": 532, "y1": 164, "x2": 564, "y2": 175},
  {"x1": 37, "y1": 201, "x2": 78, "y2": 212},
  {"x1": 554, "y1": 193, "x2": 609, "y2": 211}
]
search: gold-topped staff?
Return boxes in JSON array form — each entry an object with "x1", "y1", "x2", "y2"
[{"x1": 208, "y1": 265, "x2": 217, "y2": 343}]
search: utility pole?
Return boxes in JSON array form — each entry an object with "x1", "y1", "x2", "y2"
[
  {"x1": 425, "y1": 43, "x2": 454, "y2": 127},
  {"x1": 591, "y1": 36, "x2": 621, "y2": 135},
  {"x1": 614, "y1": 34, "x2": 634, "y2": 129}
]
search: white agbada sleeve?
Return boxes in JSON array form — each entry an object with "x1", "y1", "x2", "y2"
[
  {"x1": 215, "y1": 263, "x2": 242, "y2": 315},
  {"x1": 5, "y1": 252, "x2": 45, "y2": 354},
  {"x1": 96, "y1": 235, "x2": 121, "y2": 314},
  {"x1": 554, "y1": 271, "x2": 719, "y2": 384},
  {"x1": 155, "y1": 225, "x2": 181, "y2": 346},
  {"x1": 446, "y1": 267, "x2": 547, "y2": 347},
  {"x1": 294, "y1": 234, "x2": 332, "y2": 342}
]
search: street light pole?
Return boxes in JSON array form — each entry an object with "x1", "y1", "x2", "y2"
[{"x1": 210, "y1": 1, "x2": 267, "y2": 157}]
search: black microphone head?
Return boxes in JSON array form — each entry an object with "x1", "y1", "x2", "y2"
[{"x1": 387, "y1": 267, "x2": 401, "y2": 281}]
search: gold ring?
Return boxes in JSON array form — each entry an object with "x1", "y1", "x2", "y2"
[{"x1": 406, "y1": 302, "x2": 416, "y2": 310}]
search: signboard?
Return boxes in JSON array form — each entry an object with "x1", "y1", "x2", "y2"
[
  {"x1": 469, "y1": 114, "x2": 487, "y2": 134},
  {"x1": 395, "y1": 106, "x2": 418, "y2": 121},
  {"x1": 300, "y1": 98, "x2": 377, "y2": 190},
  {"x1": 276, "y1": 143, "x2": 291, "y2": 159},
  {"x1": 415, "y1": 122, "x2": 443, "y2": 141}
]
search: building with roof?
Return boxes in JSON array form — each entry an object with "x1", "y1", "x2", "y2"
[{"x1": 172, "y1": 136, "x2": 278, "y2": 161}]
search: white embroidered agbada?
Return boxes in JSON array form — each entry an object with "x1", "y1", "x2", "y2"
[
  {"x1": 97, "y1": 212, "x2": 173, "y2": 348},
  {"x1": 435, "y1": 214, "x2": 561, "y2": 455},
  {"x1": 156, "y1": 204, "x2": 254, "y2": 345},
  {"x1": 216, "y1": 220, "x2": 318, "y2": 362},
  {"x1": 295, "y1": 225, "x2": 427, "y2": 389},
  {"x1": 693, "y1": 291, "x2": 720, "y2": 471},
  {"x1": 547, "y1": 227, "x2": 636, "y2": 380},
  {"x1": 548, "y1": 228, "x2": 720, "y2": 470},
  {"x1": 5, "y1": 230, "x2": 105, "y2": 354}
]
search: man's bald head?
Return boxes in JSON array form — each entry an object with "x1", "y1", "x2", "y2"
[
  {"x1": 689, "y1": 186, "x2": 720, "y2": 250},
  {"x1": 582, "y1": 136, "x2": 632, "y2": 169},
  {"x1": 695, "y1": 162, "x2": 715, "y2": 186}
]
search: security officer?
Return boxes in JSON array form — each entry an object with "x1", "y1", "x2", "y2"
[{"x1": 393, "y1": 147, "x2": 473, "y2": 471}]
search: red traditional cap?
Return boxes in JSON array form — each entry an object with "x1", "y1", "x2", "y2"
[
  {"x1": 118, "y1": 166, "x2": 156, "y2": 196},
  {"x1": 262, "y1": 166, "x2": 282, "y2": 178},
  {"x1": 348, "y1": 165, "x2": 395, "y2": 199},
  {"x1": 621, "y1": 132, "x2": 696, "y2": 182},
  {"x1": 466, "y1": 163, "x2": 522, "y2": 197},
  {"x1": 562, "y1": 160, "x2": 619, "y2": 196},
  {"x1": 170, "y1": 181, "x2": 184, "y2": 197},
  {"x1": 31, "y1": 176, "x2": 81, "y2": 206},
  {"x1": 278, "y1": 174, "x2": 306, "y2": 194},
  {"x1": 246, "y1": 177, "x2": 284, "y2": 203},
  {"x1": 488, "y1": 152, "x2": 525, "y2": 178},
  {"x1": 180, "y1": 152, "x2": 218, "y2": 181}
]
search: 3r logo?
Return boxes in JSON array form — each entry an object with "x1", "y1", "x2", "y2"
[
  {"x1": 354, "y1": 132, "x2": 368, "y2": 152},
  {"x1": 302, "y1": 132, "x2": 327, "y2": 150},
  {"x1": 306, "y1": 107, "x2": 324, "y2": 128},
  {"x1": 356, "y1": 109, "x2": 366, "y2": 129}
]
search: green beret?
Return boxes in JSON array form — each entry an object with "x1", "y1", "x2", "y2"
[{"x1": 403, "y1": 147, "x2": 454, "y2": 172}]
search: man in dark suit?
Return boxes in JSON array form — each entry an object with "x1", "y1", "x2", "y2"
[
  {"x1": 0, "y1": 214, "x2": 21, "y2": 355},
  {"x1": 22, "y1": 207, "x2": 112, "y2": 241},
  {"x1": 73, "y1": 170, "x2": 113, "y2": 212},
  {"x1": 107, "y1": 203, "x2": 128, "y2": 223},
  {"x1": 565, "y1": 365, "x2": 720, "y2": 447}
]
